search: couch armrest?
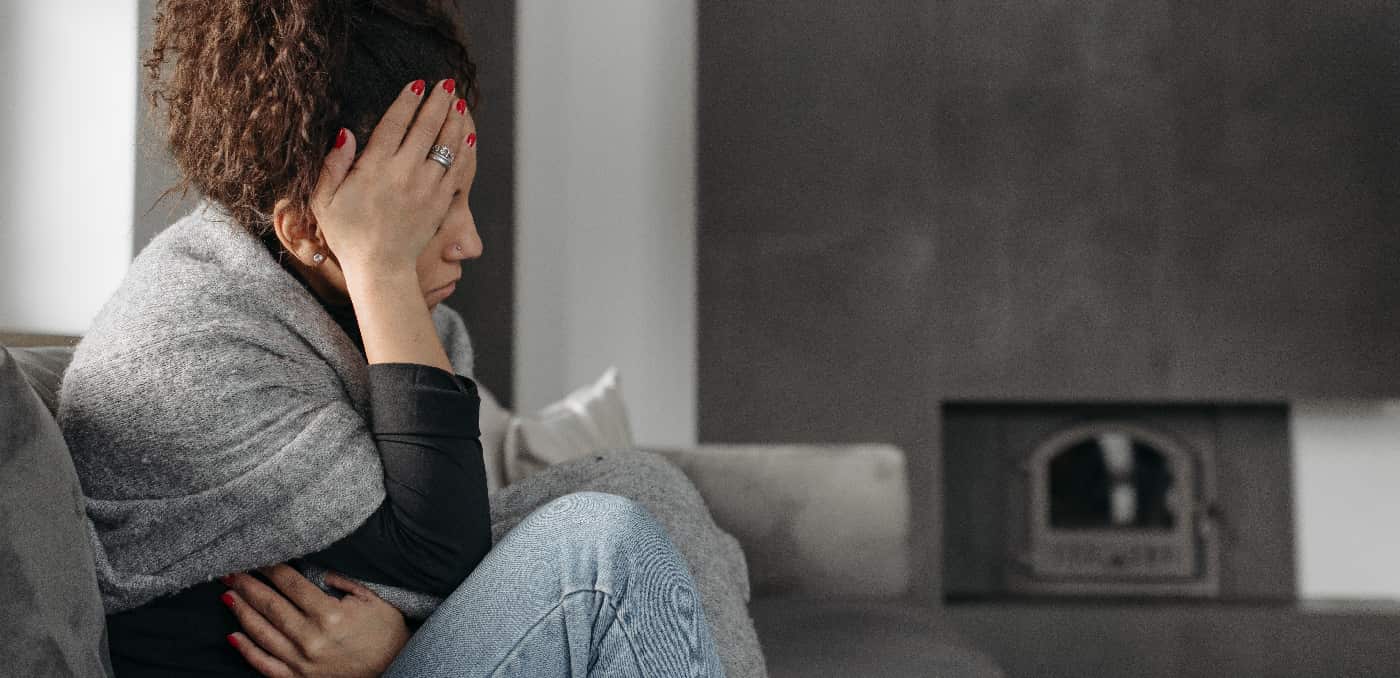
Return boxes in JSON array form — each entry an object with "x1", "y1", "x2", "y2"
[
  {"x1": 6, "y1": 345, "x2": 76, "y2": 418},
  {"x1": 643, "y1": 443, "x2": 911, "y2": 599}
]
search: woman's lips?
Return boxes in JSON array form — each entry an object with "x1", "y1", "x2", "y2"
[{"x1": 428, "y1": 281, "x2": 456, "y2": 302}]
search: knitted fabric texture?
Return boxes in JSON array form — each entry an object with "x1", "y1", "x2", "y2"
[{"x1": 58, "y1": 199, "x2": 473, "y2": 618}]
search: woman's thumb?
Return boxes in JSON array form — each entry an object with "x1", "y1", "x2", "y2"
[
  {"x1": 324, "y1": 570, "x2": 375, "y2": 599},
  {"x1": 311, "y1": 128, "x2": 356, "y2": 208}
]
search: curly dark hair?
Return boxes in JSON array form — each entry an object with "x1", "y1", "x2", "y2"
[{"x1": 143, "y1": 0, "x2": 480, "y2": 239}]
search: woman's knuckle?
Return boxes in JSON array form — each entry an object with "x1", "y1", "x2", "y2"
[
  {"x1": 238, "y1": 588, "x2": 264, "y2": 610},
  {"x1": 444, "y1": 162, "x2": 465, "y2": 185},
  {"x1": 383, "y1": 119, "x2": 408, "y2": 141}
]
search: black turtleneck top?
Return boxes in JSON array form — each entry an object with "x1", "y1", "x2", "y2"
[{"x1": 104, "y1": 236, "x2": 491, "y2": 677}]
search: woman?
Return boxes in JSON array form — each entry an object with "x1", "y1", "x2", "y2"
[{"x1": 57, "y1": 0, "x2": 765, "y2": 676}]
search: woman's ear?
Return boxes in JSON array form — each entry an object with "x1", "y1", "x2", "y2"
[{"x1": 271, "y1": 198, "x2": 326, "y2": 266}]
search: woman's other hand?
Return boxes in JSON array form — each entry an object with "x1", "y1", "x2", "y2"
[
  {"x1": 221, "y1": 564, "x2": 410, "y2": 678},
  {"x1": 311, "y1": 78, "x2": 472, "y2": 279}
]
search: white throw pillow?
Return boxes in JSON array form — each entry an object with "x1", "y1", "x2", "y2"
[
  {"x1": 502, "y1": 366, "x2": 634, "y2": 485},
  {"x1": 474, "y1": 382, "x2": 512, "y2": 494}
]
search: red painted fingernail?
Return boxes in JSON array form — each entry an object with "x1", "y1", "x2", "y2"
[
  {"x1": 333, "y1": 128, "x2": 347, "y2": 149},
  {"x1": 443, "y1": 78, "x2": 456, "y2": 93},
  {"x1": 219, "y1": 574, "x2": 234, "y2": 586},
  {"x1": 455, "y1": 99, "x2": 466, "y2": 115},
  {"x1": 411, "y1": 79, "x2": 425, "y2": 96},
  {"x1": 220, "y1": 591, "x2": 235, "y2": 607},
  {"x1": 226, "y1": 634, "x2": 240, "y2": 649},
  {"x1": 465, "y1": 133, "x2": 476, "y2": 148}
]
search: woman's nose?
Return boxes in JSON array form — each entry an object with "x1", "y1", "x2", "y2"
[{"x1": 449, "y1": 216, "x2": 484, "y2": 260}]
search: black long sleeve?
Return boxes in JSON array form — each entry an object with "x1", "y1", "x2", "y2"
[{"x1": 298, "y1": 362, "x2": 493, "y2": 597}]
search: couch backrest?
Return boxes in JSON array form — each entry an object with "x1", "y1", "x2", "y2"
[{"x1": 1, "y1": 344, "x2": 113, "y2": 677}]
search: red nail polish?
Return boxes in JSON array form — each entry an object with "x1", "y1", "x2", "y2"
[
  {"x1": 455, "y1": 99, "x2": 466, "y2": 115},
  {"x1": 220, "y1": 592, "x2": 235, "y2": 607},
  {"x1": 465, "y1": 133, "x2": 476, "y2": 148},
  {"x1": 333, "y1": 128, "x2": 347, "y2": 149},
  {"x1": 411, "y1": 79, "x2": 425, "y2": 96},
  {"x1": 443, "y1": 78, "x2": 456, "y2": 93},
  {"x1": 227, "y1": 634, "x2": 240, "y2": 649}
]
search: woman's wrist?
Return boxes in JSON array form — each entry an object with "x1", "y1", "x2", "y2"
[
  {"x1": 341, "y1": 265, "x2": 454, "y2": 373},
  {"x1": 340, "y1": 259, "x2": 418, "y2": 293}
]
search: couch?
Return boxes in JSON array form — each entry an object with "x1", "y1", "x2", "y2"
[{"x1": 1, "y1": 341, "x2": 1002, "y2": 677}]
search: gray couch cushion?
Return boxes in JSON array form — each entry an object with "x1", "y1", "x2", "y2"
[
  {"x1": 649, "y1": 443, "x2": 911, "y2": 598},
  {"x1": 10, "y1": 345, "x2": 74, "y2": 417},
  {"x1": 0, "y1": 344, "x2": 112, "y2": 677}
]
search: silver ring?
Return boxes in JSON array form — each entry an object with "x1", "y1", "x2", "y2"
[{"x1": 427, "y1": 144, "x2": 454, "y2": 170}]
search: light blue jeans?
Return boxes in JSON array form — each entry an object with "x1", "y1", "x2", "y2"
[{"x1": 382, "y1": 491, "x2": 726, "y2": 677}]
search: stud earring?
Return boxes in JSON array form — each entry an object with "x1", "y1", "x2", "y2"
[{"x1": 312, "y1": 252, "x2": 325, "y2": 264}]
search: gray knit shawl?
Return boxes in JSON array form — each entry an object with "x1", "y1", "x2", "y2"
[{"x1": 58, "y1": 200, "x2": 472, "y2": 618}]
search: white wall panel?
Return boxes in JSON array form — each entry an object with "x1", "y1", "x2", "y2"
[{"x1": 0, "y1": 0, "x2": 137, "y2": 336}]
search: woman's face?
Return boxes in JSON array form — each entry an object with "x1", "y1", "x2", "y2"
[
  {"x1": 414, "y1": 110, "x2": 483, "y2": 309},
  {"x1": 273, "y1": 110, "x2": 483, "y2": 310}
]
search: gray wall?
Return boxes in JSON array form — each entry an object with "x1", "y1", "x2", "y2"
[{"x1": 698, "y1": 2, "x2": 1400, "y2": 603}]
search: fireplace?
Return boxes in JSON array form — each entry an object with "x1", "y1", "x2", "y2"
[
  {"x1": 943, "y1": 402, "x2": 1292, "y2": 601},
  {"x1": 1009, "y1": 421, "x2": 1219, "y2": 596}
]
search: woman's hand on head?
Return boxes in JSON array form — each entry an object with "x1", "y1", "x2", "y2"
[
  {"x1": 220, "y1": 564, "x2": 410, "y2": 678},
  {"x1": 310, "y1": 78, "x2": 473, "y2": 281}
]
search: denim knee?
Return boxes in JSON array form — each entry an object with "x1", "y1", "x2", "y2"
[
  {"x1": 531, "y1": 490, "x2": 664, "y2": 550},
  {"x1": 523, "y1": 490, "x2": 689, "y2": 586}
]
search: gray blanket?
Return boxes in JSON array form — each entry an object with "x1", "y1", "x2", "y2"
[{"x1": 58, "y1": 200, "x2": 764, "y2": 676}]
